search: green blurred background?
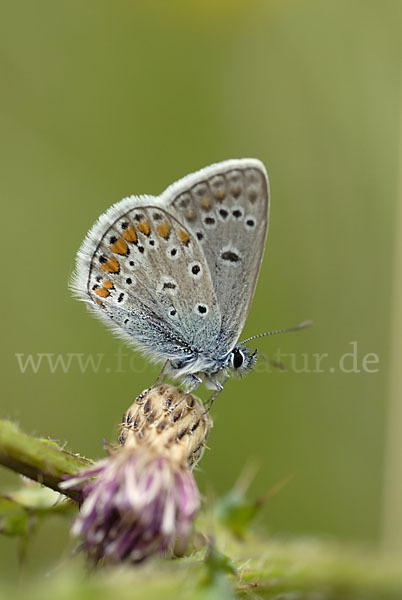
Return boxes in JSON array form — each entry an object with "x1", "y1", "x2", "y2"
[{"x1": 1, "y1": 0, "x2": 401, "y2": 580}]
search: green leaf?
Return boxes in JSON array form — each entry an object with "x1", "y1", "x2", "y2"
[
  {"x1": 193, "y1": 573, "x2": 238, "y2": 600},
  {"x1": 0, "y1": 497, "x2": 30, "y2": 537},
  {"x1": 215, "y1": 488, "x2": 261, "y2": 539},
  {"x1": 215, "y1": 471, "x2": 294, "y2": 539},
  {"x1": 5, "y1": 481, "x2": 72, "y2": 512},
  {"x1": 193, "y1": 545, "x2": 238, "y2": 600}
]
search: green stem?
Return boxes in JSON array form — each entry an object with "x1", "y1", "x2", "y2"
[{"x1": 0, "y1": 420, "x2": 92, "y2": 502}]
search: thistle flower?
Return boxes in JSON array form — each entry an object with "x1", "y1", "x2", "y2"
[{"x1": 60, "y1": 384, "x2": 211, "y2": 564}]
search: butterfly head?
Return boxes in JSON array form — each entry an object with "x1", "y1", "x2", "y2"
[{"x1": 227, "y1": 344, "x2": 258, "y2": 376}]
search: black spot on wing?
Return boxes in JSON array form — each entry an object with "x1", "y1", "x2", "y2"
[{"x1": 221, "y1": 250, "x2": 240, "y2": 263}]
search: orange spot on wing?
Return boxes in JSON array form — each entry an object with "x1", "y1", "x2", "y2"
[
  {"x1": 157, "y1": 222, "x2": 171, "y2": 239},
  {"x1": 200, "y1": 197, "x2": 212, "y2": 209},
  {"x1": 122, "y1": 225, "x2": 137, "y2": 243},
  {"x1": 214, "y1": 190, "x2": 225, "y2": 200},
  {"x1": 95, "y1": 299, "x2": 105, "y2": 307},
  {"x1": 110, "y1": 238, "x2": 129, "y2": 255},
  {"x1": 178, "y1": 229, "x2": 190, "y2": 245},
  {"x1": 185, "y1": 209, "x2": 196, "y2": 220},
  {"x1": 101, "y1": 257, "x2": 120, "y2": 273},
  {"x1": 103, "y1": 280, "x2": 114, "y2": 289},
  {"x1": 137, "y1": 220, "x2": 151, "y2": 235},
  {"x1": 95, "y1": 287, "x2": 110, "y2": 298}
]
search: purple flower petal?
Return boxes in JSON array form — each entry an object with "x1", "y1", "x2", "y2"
[{"x1": 63, "y1": 446, "x2": 200, "y2": 564}]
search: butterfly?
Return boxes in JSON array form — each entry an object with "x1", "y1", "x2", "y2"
[{"x1": 72, "y1": 159, "x2": 283, "y2": 401}]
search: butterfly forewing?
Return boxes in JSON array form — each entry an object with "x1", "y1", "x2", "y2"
[
  {"x1": 75, "y1": 204, "x2": 221, "y2": 360},
  {"x1": 165, "y1": 159, "x2": 269, "y2": 351}
]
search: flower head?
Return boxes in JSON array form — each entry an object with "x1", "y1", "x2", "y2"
[{"x1": 61, "y1": 384, "x2": 211, "y2": 564}]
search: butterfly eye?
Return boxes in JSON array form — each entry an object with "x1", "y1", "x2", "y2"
[{"x1": 232, "y1": 348, "x2": 244, "y2": 369}]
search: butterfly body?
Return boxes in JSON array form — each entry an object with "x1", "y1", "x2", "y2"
[{"x1": 72, "y1": 159, "x2": 269, "y2": 394}]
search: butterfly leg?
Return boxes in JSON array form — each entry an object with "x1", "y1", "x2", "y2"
[
  {"x1": 169, "y1": 374, "x2": 202, "y2": 413},
  {"x1": 205, "y1": 380, "x2": 224, "y2": 412},
  {"x1": 151, "y1": 359, "x2": 170, "y2": 388}
]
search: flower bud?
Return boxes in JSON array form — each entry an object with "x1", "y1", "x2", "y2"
[
  {"x1": 119, "y1": 383, "x2": 211, "y2": 468},
  {"x1": 61, "y1": 385, "x2": 212, "y2": 564}
]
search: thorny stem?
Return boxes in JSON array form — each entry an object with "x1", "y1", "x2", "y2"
[
  {"x1": 0, "y1": 421, "x2": 402, "y2": 599},
  {"x1": 0, "y1": 420, "x2": 92, "y2": 502}
]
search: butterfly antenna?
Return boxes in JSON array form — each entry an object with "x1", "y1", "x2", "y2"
[{"x1": 240, "y1": 320, "x2": 312, "y2": 344}]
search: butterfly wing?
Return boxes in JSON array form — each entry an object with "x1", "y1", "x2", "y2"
[
  {"x1": 72, "y1": 200, "x2": 221, "y2": 363},
  {"x1": 162, "y1": 159, "x2": 269, "y2": 352}
]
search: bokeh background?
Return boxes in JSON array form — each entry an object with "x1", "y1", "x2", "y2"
[{"x1": 1, "y1": 0, "x2": 401, "y2": 580}]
